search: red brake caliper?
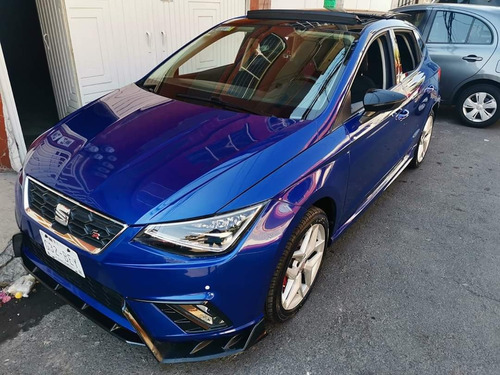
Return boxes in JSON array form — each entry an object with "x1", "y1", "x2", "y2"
[{"x1": 282, "y1": 275, "x2": 288, "y2": 292}]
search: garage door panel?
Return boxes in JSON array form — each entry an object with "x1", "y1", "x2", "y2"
[{"x1": 66, "y1": 0, "x2": 120, "y2": 102}]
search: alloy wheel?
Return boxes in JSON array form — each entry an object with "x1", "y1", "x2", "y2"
[
  {"x1": 417, "y1": 115, "x2": 433, "y2": 163},
  {"x1": 281, "y1": 223, "x2": 326, "y2": 311}
]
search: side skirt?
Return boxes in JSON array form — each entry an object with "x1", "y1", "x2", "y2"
[{"x1": 333, "y1": 152, "x2": 413, "y2": 240}]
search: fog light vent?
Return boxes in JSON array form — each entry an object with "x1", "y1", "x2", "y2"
[{"x1": 156, "y1": 302, "x2": 230, "y2": 333}]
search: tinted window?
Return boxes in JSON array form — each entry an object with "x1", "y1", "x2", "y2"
[
  {"x1": 395, "y1": 32, "x2": 421, "y2": 75},
  {"x1": 428, "y1": 11, "x2": 492, "y2": 44}
]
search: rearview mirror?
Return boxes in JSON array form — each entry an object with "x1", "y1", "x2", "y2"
[{"x1": 363, "y1": 89, "x2": 406, "y2": 113}]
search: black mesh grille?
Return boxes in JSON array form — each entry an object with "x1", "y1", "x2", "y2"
[
  {"x1": 156, "y1": 304, "x2": 230, "y2": 333},
  {"x1": 28, "y1": 179, "x2": 124, "y2": 249},
  {"x1": 25, "y1": 236, "x2": 124, "y2": 315},
  {"x1": 157, "y1": 304, "x2": 207, "y2": 333}
]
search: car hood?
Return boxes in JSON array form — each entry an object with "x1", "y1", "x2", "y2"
[{"x1": 24, "y1": 84, "x2": 318, "y2": 224}]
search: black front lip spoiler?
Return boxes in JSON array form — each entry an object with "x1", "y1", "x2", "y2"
[
  {"x1": 15, "y1": 233, "x2": 267, "y2": 363},
  {"x1": 21, "y1": 252, "x2": 144, "y2": 345},
  {"x1": 124, "y1": 305, "x2": 267, "y2": 363}
]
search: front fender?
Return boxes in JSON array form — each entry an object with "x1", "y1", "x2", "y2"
[{"x1": 222, "y1": 125, "x2": 351, "y2": 235}]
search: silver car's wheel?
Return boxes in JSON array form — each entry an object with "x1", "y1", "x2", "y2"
[
  {"x1": 457, "y1": 84, "x2": 500, "y2": 128},
  {"x1": 462, "y1": 92, "x2": 497, "y2": 124},
  {"x1": 281, "y1": 223, "x2": 326, "y2": 311}
]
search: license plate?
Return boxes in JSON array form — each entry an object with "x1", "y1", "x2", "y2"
[{"x1": 39, "y1": 230, "x2": 86, "y2": 278}]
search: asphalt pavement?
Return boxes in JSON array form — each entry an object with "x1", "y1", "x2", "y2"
[{"x1": 0, "y1": 111, "x2": 499, "y2": 375}]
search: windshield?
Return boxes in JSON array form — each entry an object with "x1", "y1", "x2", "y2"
[{"x1": 139, "y1": 20, "x2": 358, "y2": 120}]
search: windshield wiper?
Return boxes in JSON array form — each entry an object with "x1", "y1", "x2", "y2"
[{"x1": 176, "y1": 93, "x2": 262, "y2": 116}]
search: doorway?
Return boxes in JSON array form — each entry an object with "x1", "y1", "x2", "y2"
[{"x1": 0, "y1": 0, "x2": 59, "y2": 147}]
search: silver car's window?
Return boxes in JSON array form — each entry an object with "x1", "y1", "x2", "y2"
[
  {"x1": 428, "y1": 11, "x2": 493, "y2": 45},
  {"x1": 467, "y1": 18, "x2": 493, "y2": 44}
]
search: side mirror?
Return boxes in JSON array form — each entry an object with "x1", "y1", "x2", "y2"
[{"x1": 363, "y1": 89, "x2": 406, "y2": 113}]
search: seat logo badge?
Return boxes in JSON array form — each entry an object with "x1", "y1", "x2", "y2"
[
  {"x1": 54, "y1": 203, "x2": 71, "y2": 227},
  {"x1": 91, "y1": 230, "x2": 101, "y2": 241}
]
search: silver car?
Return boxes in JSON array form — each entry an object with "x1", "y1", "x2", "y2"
[{"x1": 394, "y1": 3, "x2": 500, "y2": 127}]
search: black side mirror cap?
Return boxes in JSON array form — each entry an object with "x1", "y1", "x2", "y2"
[{"x1": 363, "y1": 89, "x2": 406, "y2": 113}]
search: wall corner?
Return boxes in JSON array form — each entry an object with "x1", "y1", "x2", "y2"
[{"x1": 0, "y1": 93, "x2": 12, "y2": 170}]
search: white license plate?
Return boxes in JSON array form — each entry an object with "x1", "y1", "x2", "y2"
[{"x1": 39, "y1": 230, "x2": 86, "y2": 278}]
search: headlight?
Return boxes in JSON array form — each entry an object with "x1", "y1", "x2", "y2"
[{"x1": 134, "y1": 204, "x2": 263, "y2": 255}]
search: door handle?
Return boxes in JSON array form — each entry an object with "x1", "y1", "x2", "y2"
[
  {"x1": 425, "y1": 85, "x2": 435, "y2": 94},
  {"x1": 43, "y1": 33, "x2": 50, "y2": 51},
  {"x1": 393, "y1": 109, "x2": 410, "y2": 121},
  {"x1": 462, "y1": 55, "x2": 483, "y2": 62},
  {"x1": 146, "y1": 31, "x2": 152, "y2": 53},
  {"x1": 160, "y1": 31, "x2": 166, "y2": 52}
]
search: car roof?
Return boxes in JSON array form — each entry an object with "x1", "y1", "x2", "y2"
[{"x1": 246, "y1": 9, "x2": 408, "y2": 26}]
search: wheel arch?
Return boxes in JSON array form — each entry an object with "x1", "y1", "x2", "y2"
[
  {"x1": 451, "y1": 78, "x2": 500, "y2": 105},
  {"x1": 311, "y1": 197, "x2": 337, "y2": 245}
]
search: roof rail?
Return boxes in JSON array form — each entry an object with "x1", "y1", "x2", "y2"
[{"x1": 246, "y1": 9, "x2": 362, "y2": 25}]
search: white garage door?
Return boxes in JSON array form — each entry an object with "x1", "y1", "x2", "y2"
[{"x1": 38, "y1": 0, "x2": 246, "y2": 113}]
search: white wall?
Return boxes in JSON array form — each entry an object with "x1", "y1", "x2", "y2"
[{"x1": 0, "y1": 43, "x2": 25, "y2": 171}]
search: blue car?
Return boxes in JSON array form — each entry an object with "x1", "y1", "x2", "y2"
[{"x1": 13, "y1": 10, "x2": 440, "y2": 363}]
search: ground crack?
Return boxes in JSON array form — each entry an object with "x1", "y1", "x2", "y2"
[{"x1": 457, "y1": 281, "x2": 500, "y2": 305}]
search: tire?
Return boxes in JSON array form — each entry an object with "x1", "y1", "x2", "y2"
[
  {"x1": 265, "y1": 206, "x2": 329, "y2": 323},
  {"x1": 410, "y1": 110, "x2": 434, "y2": 169},
  {"x1": 456, "y1": 84, "x2": 500, "y2": 128}
]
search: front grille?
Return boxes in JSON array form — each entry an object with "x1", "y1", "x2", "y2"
[
  {"x1": 25, "y1": 236, "x2": 124, "y2": 315},
  {"x1": 27, "y1": 178, "x2": 125, "y2": 251}
]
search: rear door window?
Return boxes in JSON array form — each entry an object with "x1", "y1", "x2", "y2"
[
  {"x1": 428, "y1": 11, "x2": 493, "y2": 44},
  {"x1": 467, "y1": 18, "x2": 493, "y2": 44},
  {"x1": 394, "y1": 31, "x2": 421, "y2": 75}
]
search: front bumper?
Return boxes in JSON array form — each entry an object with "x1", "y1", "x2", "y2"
[
  {"x1": 14, "y1": 173, "x2": 304, "y2": 362},
  {"x1": 16, "y1": 232, "x2": 267, "y2": 363}
]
